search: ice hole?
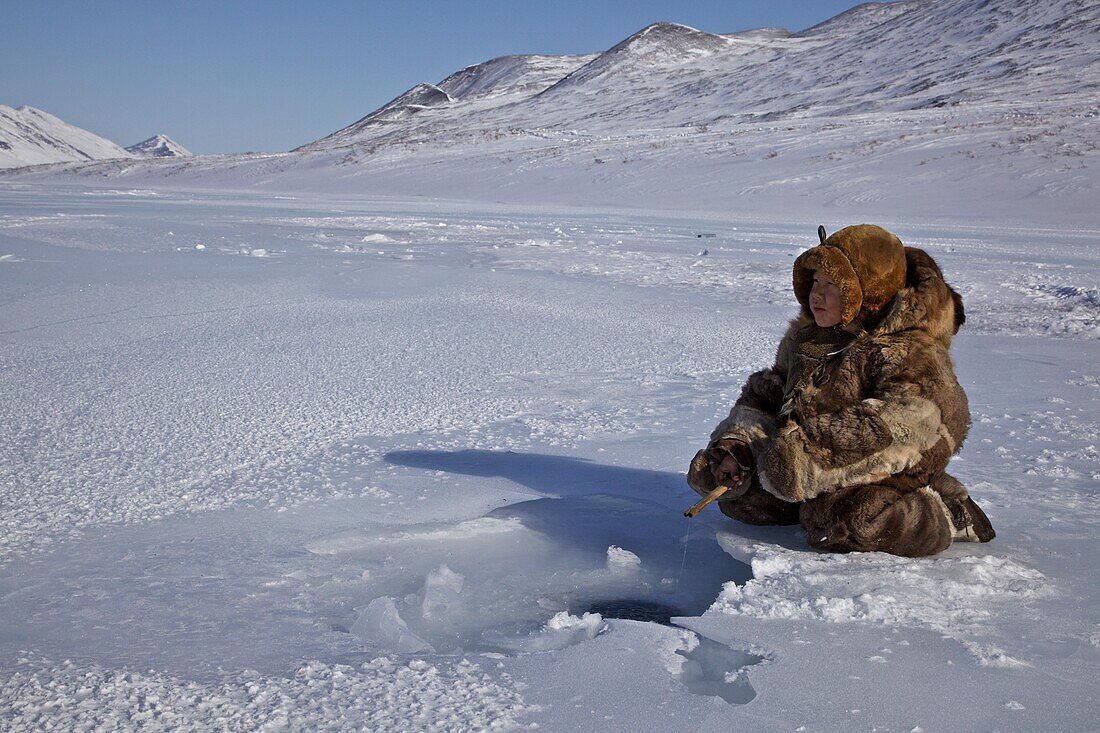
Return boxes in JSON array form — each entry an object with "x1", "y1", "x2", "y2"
[
  {"x1": 584, "y1": 599, "x2": 685, "y2": 625},
  {"x1": 0, "y1": 491, "x2": 751, "y2": 678},
  {"x1": 310, "y1": 494, "x2": 749, "y2": 657}
]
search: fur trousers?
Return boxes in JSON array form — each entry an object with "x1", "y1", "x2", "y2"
[{"x1": 714, "y1": 471, "x2": 991, "y2": 558}]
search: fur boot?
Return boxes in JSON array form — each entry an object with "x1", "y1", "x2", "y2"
[
  {"x1": 799, "y1": 484, "x2": 954, "y2": 557},
  {"x1": 931, "y1": 472, "x2": 996, "y2": 542}
]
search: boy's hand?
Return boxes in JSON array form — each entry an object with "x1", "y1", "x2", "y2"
[
  {"x1": 709, "y1": 439, "x2": 753, "y2": 488},
  {"x1": 713, "y1": 454, "x2": 750, "y2": 487}
]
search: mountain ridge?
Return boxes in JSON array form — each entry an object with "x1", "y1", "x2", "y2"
[
  {"x1": 302, "y1": 0, "x2": 1098, "y2": 153},
  {"x1": 4, "y1": 0, "x2": 1097, "y2": 227}
]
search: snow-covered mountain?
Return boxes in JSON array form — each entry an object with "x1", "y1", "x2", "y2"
[
  {"x1": 126, "y1": 134, "x2": 191, "y2": 158},
  {"x1": 312, "y1": 0, "x2": 1097, "y2": 148},
  {"x1": 4, "y1": 0, "x2": 1098, "y2": 226},
  {"x1": 538, "y1": 22, "x2": 730, "y2": 94},
  {"x1": 0, "y1": 105, "x2": 132, "y2": 169},
  {"x1": 438, "y1": 53, "x2": 601, "y2": 101},
  {"x1": 300, "y1": 53, "x2": 597, "y2": 150}
]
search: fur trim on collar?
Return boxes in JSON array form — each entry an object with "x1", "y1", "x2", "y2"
[
  {"x1": 787, "y1": 247, "x2": 964, "y2": 345},
  {"x1": 871, "y1": 247, "x2": 965, "y2": 342}
]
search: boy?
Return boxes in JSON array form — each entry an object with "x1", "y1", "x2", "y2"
[{"x1": 688, "y1": 225, "x2": 994, "y2": 557}]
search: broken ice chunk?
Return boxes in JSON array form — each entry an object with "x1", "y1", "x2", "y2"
[
  {"x1": 536, "y1": 612, "x2": 608, "y2": 650},
  {"x1": 421, "y1": 564, "x2": 464, "y2": 620},
  {"x1": 350, "y1": 596, "x2": 434, "y2": 654},
  {"x1": 544, "y1": 611, "x2": 605, "y2": 635},
  {"x1": 607, "y1": 545, "x2": 642, "y2": 572},
  {"x1": 482, "y1": 611, "x2": 608, "y2": 653}
]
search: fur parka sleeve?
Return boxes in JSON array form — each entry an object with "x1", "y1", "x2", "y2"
[
  {"x1": 756, "y1": 334, "x2": 959, "y2": 503},
  {"x1": 708, "y1": 331, "x2": 794, "y2": 451},
  {"x1": 685, "y1": 331, "x2": 793, "y2": 497}
]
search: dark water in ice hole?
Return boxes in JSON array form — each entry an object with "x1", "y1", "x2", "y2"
[{"x1": 583, "y1": 598, "x2": 684, "y2": 625}]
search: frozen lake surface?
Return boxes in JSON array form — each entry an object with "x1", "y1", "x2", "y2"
[{"x1": 1, "y1": 185, "x2": 1098, "y2": 731}]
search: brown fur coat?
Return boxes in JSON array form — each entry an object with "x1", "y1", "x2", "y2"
[{"x1": 691, "y1": 246, "x2": 970, "y2": 509}]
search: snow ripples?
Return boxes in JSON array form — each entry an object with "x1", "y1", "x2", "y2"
[{"x1": 2, "y1": 655, "x2": 535, "y2": 733}]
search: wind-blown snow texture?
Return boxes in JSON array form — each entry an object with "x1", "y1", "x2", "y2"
[{"x1": 2, "y1": 0, "x2": 1100, "y2": 730}]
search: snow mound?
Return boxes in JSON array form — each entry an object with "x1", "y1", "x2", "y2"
[
  {"x1": 1025, "y1": 283, "x2": 1100, "y2": 338},
  {"x1": 710, "y1": 532, "x2": 1047, "y2": 662}
]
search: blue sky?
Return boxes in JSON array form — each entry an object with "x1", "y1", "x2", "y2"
[{"x1": 3, "y1": 1, "x2": 872, "y2": 154}]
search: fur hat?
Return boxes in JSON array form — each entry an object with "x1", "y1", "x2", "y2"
[{"x1": 793, "y1": 224, "x2": 907, "y2": 325}]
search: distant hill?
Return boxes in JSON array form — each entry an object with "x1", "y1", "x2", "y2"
[
  {"x1": 126, "y1": 135, "x2": 191, "y2": 158},
  {"x1": 300, "y1": 53, "x2": 597, "y2": 151},
  {"x1": 0, "y1": 105, "x2": 132, "y2": 169}
]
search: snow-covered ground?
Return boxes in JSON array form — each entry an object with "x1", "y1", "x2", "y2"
[{"x1": 1, "y1": 184, "x2": 1098, "y2": 731}]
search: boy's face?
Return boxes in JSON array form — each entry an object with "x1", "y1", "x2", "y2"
[{"x1": 809, "y1": 270, "x2": 844, "y2": 327}]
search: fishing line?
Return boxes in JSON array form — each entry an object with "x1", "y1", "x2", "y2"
[{"x1": 676, "y1": 525, "x2": 690, "y2": 592}]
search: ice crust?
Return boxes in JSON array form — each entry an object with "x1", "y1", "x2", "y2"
[
  {"x1": 487, "y1": 611, "x2": 609, "y2": 653},
  {"x1": 420, "y1": 564, "x2": 465, "y2": 620}
]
